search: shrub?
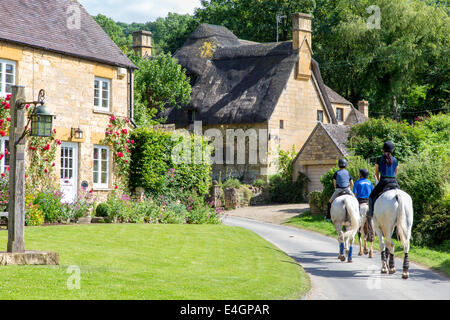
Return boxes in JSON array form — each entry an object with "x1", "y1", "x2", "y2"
[
  {"x1": 222, "y1": 178, "x2": 241, "y2": 190},
  {"x1": 347, "y1": 117, "x2": 424, "y2": 162},
  {"x1": 268, "y1": 172, "x2": 309, "y2": 203},
  {"x1": 308, "y1": 191, "x2": 327, "y2": 214},
  {"x1": 95, "y1": 203, "x2": 110, "y2": 217},
  {"x1": 397, "y1": 150, "x2": 449, "y2": 246},
  {"x1": 253, "y1": 178, "x2": 268, "y2": 189},
  {"x1": 34, "y1": 189, "x2": 64, "y2": 223},
  {"x1": 25, "y1": 199, "x2": 44, "y2": 226},
  {"x1": 129, "y1": 128, "x2": 212, "y2": 197}
]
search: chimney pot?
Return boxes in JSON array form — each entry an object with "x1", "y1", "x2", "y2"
[
  {"x1": 357, "y1": 100, "x2": 369, "y2": 118},
  {"x1": 133, "y1": 30, "x2": 152, "y2": 58}
]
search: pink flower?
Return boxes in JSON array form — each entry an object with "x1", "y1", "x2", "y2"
[
  {"x1": 114, "y1": 185, "x2": 118, "y2": 189},
  {"x1": 4, "y1": 149, "x2": 8, "y2": 156},
  {"x1": 0, "y1": 131, "x2": 5, "y2": 137},
  {"x1": 110, "y1": 115, "x2": 117, "y2": 122},
  {"x1": 117, "y1": 152, "x2": 124, "y2": 158},
  {"x1": 130, "y1": 140, "x2": 135, "y2": 144},
  {"x1": 5, "y1": 94, "x2": 11, "y2": 101},
  {"x1": 6, "y1": 118, "x2": 10, "y2": 122},
  {"x1": 43, "y1": 144, "x2": 50, "y2": 151},
  {"x1": 53, "y1": 129, "x2": 56, "y2": 134},
  {"x1": 121, "y1": 129, "x2": 128, "y2": 134},
  {"x1": 4, "y1": 103, "x2": 10, "y2": 110},
  {"x1": 56, "y1": 139, "x2": 62, "y2": 145}
]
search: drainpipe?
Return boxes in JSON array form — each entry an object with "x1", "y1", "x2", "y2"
[{"x1": 128, "y1": 68, "x2": 137, "y2": 128}]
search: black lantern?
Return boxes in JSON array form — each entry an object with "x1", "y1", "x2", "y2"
[
  {"x1": 71, "y1": 127, "x2": 84, "y2": 140},
  {"x1": 30, "y1": 101, "x2": 54, "y2": 137}
]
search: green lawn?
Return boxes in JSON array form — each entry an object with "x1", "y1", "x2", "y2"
[
  {"x1": 285, "y1": 211, "x2": 450, "y2": 277},
  {"x1": 0, "y1": 224, "x2": 310, "y2": 299}
]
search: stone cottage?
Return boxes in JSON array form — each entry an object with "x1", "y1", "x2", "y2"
[
  {"x1": 161, "y1": 13, "x2": 363, "y2": 181},
  {"x1": 0, "y1": 0, "x2": 139, "y2": 202},
  {"x1": 293, "y1": 100, "x2": 368, "y2": 192}
]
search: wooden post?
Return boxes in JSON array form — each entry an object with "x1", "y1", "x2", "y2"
[{"x1": 7, "y1": 86, "x2": 26, "y2": 253}]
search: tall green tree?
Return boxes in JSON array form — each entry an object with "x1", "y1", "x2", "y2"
[
  {"x1": 131, "y1": 53, "x2": 192, "y2": 126},
  {"x1": 93, "y1": 14, "x2": 132, "y2": 53}
]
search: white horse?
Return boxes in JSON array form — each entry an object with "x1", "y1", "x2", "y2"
[
  {"x1": 357, "y1": 202, "x2": 374, "y2": 258},
  {"x1": 373, "y1": 189, "x2": 413, "y2": 279},
  {"x1": 331, "y1": 195, "x2": 361, "y2": 262}
]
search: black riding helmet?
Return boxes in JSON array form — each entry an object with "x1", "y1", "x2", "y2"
[
  {"x1": 338, "y1": 158, "x2": 347, "y2": 168},
  {"x1": 359, "y1": 169, "x2": 369, "y2": 178},
  {"x1": 383, "y1": 141, "x2": 395, "y2": 153}
]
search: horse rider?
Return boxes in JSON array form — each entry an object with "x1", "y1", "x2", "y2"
[
  {"x1": 353, "y1": 168, "x2": 374, "y2": 240},
  {"x1": 353, "y1": 169, "x2": 373, "y2": 205},
  {"x1": 367, "y1": 141, "x2": 400, "y2": 224},
  {"x1": 326, "y1": 158, "x2": 354, "y2": 221}
]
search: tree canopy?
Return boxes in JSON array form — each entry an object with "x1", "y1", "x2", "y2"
[{"x1": 93, "y1": 0, "x2": 449, "y2": 120}]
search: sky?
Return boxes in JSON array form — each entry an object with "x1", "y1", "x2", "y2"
[{"x1": 78, "y1": 0, "x2": 202, "y2": 23}]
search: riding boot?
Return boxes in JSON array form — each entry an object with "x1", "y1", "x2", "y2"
[
  {"x1": 326, "y1": 202, "x2": 331, "y2": 221},
  {"x1": 368, "y1": 197, "x2": 374, "y2": 217}
]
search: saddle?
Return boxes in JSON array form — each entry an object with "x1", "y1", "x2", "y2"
[
  {"x1": 336, "y1": 188, "x2": 353, "y2": 198},
  {"x1": 379, "y1": 182, "x2": 400, "y2": 196}
]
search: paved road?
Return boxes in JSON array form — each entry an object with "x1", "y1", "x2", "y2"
[{"x1": 224, "y1": 216, "x2": 450, "y2": 300}]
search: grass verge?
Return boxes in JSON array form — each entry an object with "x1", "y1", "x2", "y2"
[
  {"x1": 285, "y1": 211, "x2": 450, "y2": 277},
  {"x1": 0, "y1": 224, "x2": 310, "y2": 299}
]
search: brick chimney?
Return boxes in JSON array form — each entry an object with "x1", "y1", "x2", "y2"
[
  {"x1": 357, "y1": 100, "x2": 369, "y2": 118},
  {"x1": 292, "y1": 13, "x2": 313, "y2": 81},
  {"x1": 132, "y1": 30, "x2": 152, "y2": 58}
]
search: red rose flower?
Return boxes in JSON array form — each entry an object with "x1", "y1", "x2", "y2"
[
  {"x1": 110, "y1": 115, "x2": 117, "y2": 122},
  {"x1": 121, "y1": 129, "x2": 128, "y2": 134},
  {"x1": 117, "y1": 152, "x2": 124, "y2": 158},
  {"x1": 44, "y1": 169, "x2": 48, "y2": 173},
  {"x1": 5, "y1": 94, "x2": 11, "y2": 101},
  {"x1": 131, "y1": 140, "x2": 135, "y2": 144},
  {"x1": 114, "y1": 185, "x2": 118, "y2": 189},
  {"x1": 0, "y1": 131, "x2": 5, "y2": 137},
  {"x1": 4, "y1": 103, "x2": 10, "y2": 110},
  {"x1": 43, "y1": 144, "x2": 50, "y2": 151}
]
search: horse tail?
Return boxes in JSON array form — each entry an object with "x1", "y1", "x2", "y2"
[
  {"x1": 396, "y1": 191, "x2": 410, "y2": 248},
  {"x1": 343, "y1": 197, "x2": 360, "y2": 239}
]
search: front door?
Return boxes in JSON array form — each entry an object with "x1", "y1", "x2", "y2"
[{"x1": 60, "y1": 142, "x2": 78, "y2": 203}]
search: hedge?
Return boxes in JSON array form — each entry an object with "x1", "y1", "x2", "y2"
[{"x1": 129, "y1": 128, "x2": 212, "y2": 197}]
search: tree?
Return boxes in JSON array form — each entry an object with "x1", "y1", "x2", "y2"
[
  {"x1": 147, "y1": 13, "x2": 199, "y2": 54},
  {"x1": 131, "y1": 53, "x2": 192, "y2": 126},
  {"x1": 93, "y1": 14, "x2": 132, "y2": 53}
]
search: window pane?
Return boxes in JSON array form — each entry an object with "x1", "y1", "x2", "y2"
[
  {"x1": 6, "y1": 74, "x2": 13, "y2": 84},
  {"x1": 101, "y1": 149, "x2": 107, "y2": 160},
  {"x1": 93, "y1": 159, "x2": 99, "y2": 172},
  {"x1": 102, "y1": 99, "x2": 108, "y2": 108},
  {"x1": 95, "y1": 80, "x2": 99, "y2": 89},
  {"x1": 101, "y1": 172, "x2": 107, "y2": 184},
  {"x1": 6, "y1": 64, "x2": 14, "y2": 74},
  {"x1": 93, "y1": 171, "x2": 98, "y2": 184},
  {"x1": 102, "y1": 81, "x2": 109, "y2": 90},
  {"x1": 93, "y1": 148, "x2": 99, "y2": 160}
]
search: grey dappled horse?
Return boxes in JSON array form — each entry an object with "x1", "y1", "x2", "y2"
[
  {"x1": 373, "y1": 189, "x2": 413, "y2": 279},
  {"x1": 331, "y1": 195, "x2": 361, "y2": 263}
]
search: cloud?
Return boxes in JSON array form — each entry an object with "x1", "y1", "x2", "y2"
[{"x1": 78, "y1": 0, "x2": 201, "y2": 23}]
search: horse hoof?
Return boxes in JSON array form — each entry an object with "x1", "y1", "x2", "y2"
[
  {"x1": 348, "y1": 259, "x2": 353, "y2": 263},
  {"x1": 389, "y1": 268, "x2": 396, "y2": 274},
  {"x1": 364, "y1": 249, "x2": 368, "y2": 255},
  {"x1": 358, "y1": 252, "x2": 362, "y2": 256},
  {"x1": 402, "y1": 272, "x2": 409, "y2": 279},
  {"x1": 339, "y1": 255, "x2": 346, "y2": 262},
  {"x1": 369, "y1": 252, "x2": 373, "y2": 258},
  {"x1": 381, "y1": 268, "x2": 387, "y2": 274},
  {"x1": 345, "y1": 249, "x2": 349, "y2": 254}
]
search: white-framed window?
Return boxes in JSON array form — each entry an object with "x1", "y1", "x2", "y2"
[
  {"x1": 317, "y1": 110, "x2": 324, "y2": 122},
  {"x1": 0, "y1": 60, "x2": 16, "y2": 97},
  {"x1": 93, "y1": 145, "x2": 109, "y2": 188},
  {"x1": 0, "y1": 137, "x2": 9, "y2": 173},
  {"x1": 94, "y1": 77, "x2": 111, "y2": 111}
]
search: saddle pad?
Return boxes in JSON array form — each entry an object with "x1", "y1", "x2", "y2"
[{"x1": 337, "y1": 189, "x2": 353, "y2": 198}]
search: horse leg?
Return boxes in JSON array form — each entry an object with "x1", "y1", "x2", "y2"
[
  {"x1": 348, "y1": 233, "x2": 354, "y2": 263},
  {"x1": 378, "y1": 232, "x2": 387, "y2": 274},
  {"x1": 402, "y1": 241, "x2": 410, "y2": 279},
  {"x1": 335, "y1": 223, "x2": 346, "y2": 262},
  {"x1": 368, "y1": 240, "x2": 373, "y2": 258},
  {"x1": 363, "y1": 222, "x2": 369, "y2": 255},
  {"x1": 386, "y1": 236, "x2": 395, "y2": 274},
  {"x1": 358, "y1": 230, "x2": 363, "y2": 256}
]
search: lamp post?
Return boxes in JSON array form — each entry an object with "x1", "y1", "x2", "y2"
[{"x1": 0, "y1": 85, "x2": 58, "y2": 265}]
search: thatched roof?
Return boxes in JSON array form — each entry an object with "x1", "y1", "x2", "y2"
[
  {"x1": 0, "y1": 0, "x2": 136, "y2": 69},
  {"x1": 163, "y1": 23, "x2": 349, "y2": 126}
]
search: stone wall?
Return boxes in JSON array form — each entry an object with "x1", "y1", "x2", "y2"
[
  {"x1": 267, "y1": 68, "x2": 331, "y2": 175},
  {"x1": 0, "y1": 41, "x2": 131, "y2": 201}
]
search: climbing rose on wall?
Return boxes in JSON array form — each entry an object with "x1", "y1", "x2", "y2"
[{"x1": 102, "y1": 116, "x2": 132, "y2": 191}]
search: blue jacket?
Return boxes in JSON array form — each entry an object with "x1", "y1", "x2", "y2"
[
  {"x1": 333, "y1": 169, "x2": 352, "y2": 188},
  {"x1": 353, "y1": 178, "x2": 374, "y2": 199}
]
